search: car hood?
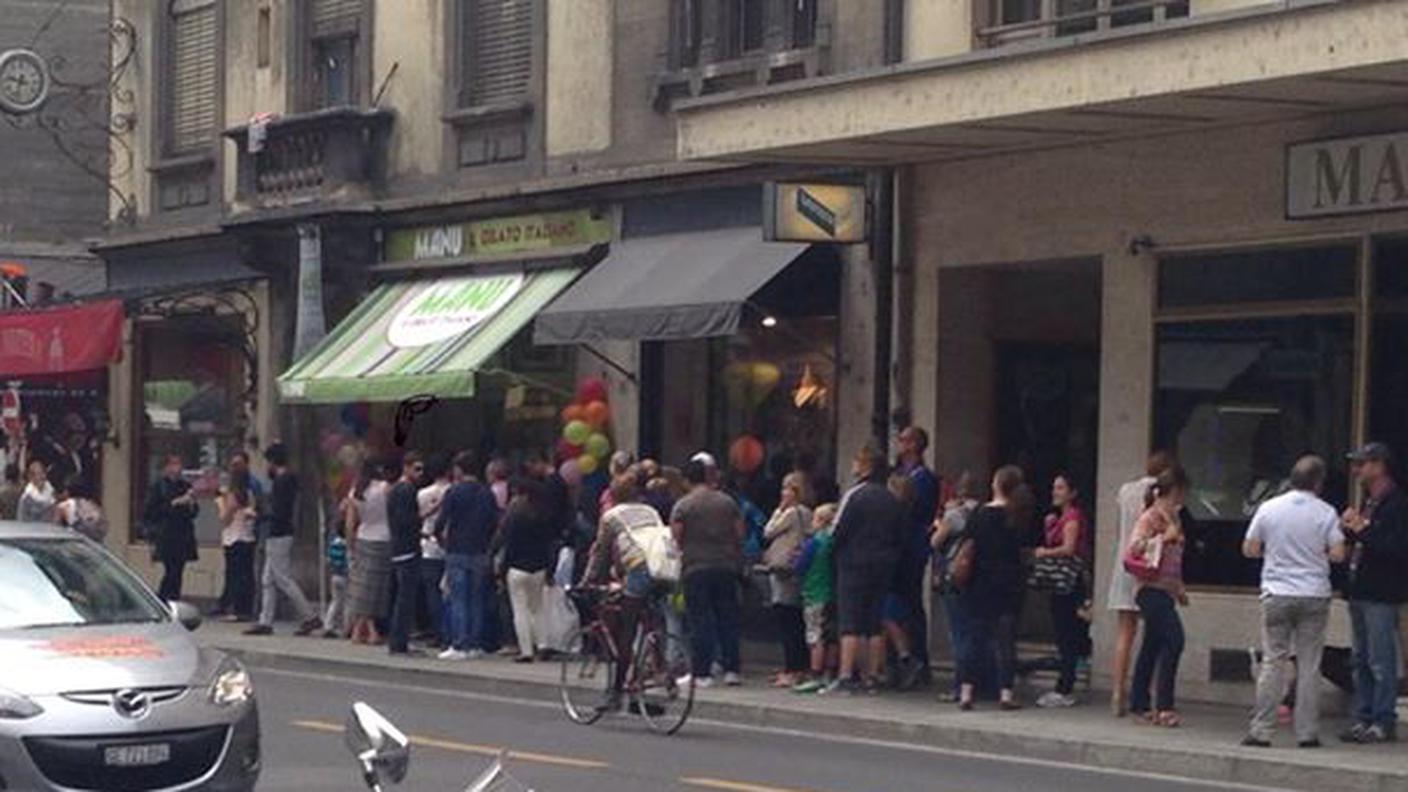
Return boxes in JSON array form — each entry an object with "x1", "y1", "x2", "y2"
[{"x1": 0, "y1": 622, "x2": 223, "y2": 695}]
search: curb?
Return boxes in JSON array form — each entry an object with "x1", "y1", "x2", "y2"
[{"x1": 220, "y1": 644, "x2": 1403, "y2": 792}]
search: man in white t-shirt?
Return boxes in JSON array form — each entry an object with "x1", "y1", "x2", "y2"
[{"x1": 1241, "y1": 455, "x2": 1346, "y2": 748}]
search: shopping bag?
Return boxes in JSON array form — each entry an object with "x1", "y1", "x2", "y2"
[
  {"x1": 538, "y1": 585, "x2": 580, "y2": 653},
  {"x1": 552, "y1": 546, "x2": 575, "y2": 588}
]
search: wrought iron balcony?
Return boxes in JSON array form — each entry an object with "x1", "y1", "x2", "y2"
[{"x1": 224, "y1": 107, "x2": 393, "y2": 212}]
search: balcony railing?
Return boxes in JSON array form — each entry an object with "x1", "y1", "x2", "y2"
[
  {"x1": 979, "y1": 0, "x2": 1190, "y2": 46},
  {"x1": 224, "y1": 107, "x2": 394, "y2": 211}
]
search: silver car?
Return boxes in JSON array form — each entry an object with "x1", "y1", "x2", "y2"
[{"x1": 0, "y1": 522, "x2": 259, "y2": 791}]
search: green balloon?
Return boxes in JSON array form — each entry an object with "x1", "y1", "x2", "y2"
[
  {"x1": 585, "y1": 432, "x2": 611, "y2": 459},
  {"x1": 563, "y1": 420, "x2": 591, "y2": 446}
]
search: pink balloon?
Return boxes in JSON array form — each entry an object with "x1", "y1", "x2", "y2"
[
  {"x1": 558, "y1": 459, "x2": 583, "y2": 488},
  {"x1": 576, "y1": 377, "x2": 609, "y2": 405}
]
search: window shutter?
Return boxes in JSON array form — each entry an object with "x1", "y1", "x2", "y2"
[
  {"x1": 311, "y1": 0, "x2": 363, "y2": 37},
  {"x1": 168, "y1": 0, "x2": 218, "y2": 155},
  {"x1": 461, "y1": 0, "x2": 534, "y2": 108}
]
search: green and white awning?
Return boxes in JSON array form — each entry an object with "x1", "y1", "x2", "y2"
[{"x1": 278, "y1": 267, "x2": 579, "y2": 404}]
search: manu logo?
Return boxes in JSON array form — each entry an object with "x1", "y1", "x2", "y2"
[
  {"x1": 386, "y1": 272, "x2": 524, "y2": 349},
  {"x1": 412, "y1": 226, "x2": 465, "y2": 260}
]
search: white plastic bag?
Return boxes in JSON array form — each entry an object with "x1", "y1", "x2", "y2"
[
  {"x1": 552, "y1": 546, "x2": 575, "y2": 588},
  {"x1": 538, "y1": 585, "x2": 579, "y2": 653}
]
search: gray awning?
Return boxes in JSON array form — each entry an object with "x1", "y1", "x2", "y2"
[{"x1": 534, "y1": 227, "x2": 808, "y2": 344}]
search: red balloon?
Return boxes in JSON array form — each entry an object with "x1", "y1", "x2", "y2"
[
  {"x1": 576, "y1": 377, "x2": 609, "y2": 405},
  {"x1": 555, "y1": 438, "x2": 582, "y2": 463},
  {"x1": 583, "y1": 400, "x2": 610, "y2": 429},
  {"x1": 561, "y1": 403, "x2": 586, "y2": 424},
  {"x1": 729, "y1": 435, "x2": 765, "y2": 475}
]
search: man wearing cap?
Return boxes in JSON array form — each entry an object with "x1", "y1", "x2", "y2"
[{"x1": 1339, "y1": 442, "x2": 1408, "y2": 744}]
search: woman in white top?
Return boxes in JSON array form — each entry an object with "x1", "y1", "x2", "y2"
[
  {"x1": 17, "y1": 460, "x2": 56, "y2": 523},
  {"x1": 347, "y1": 460, "x2": 393, "y2": 645},
  {"x1": 1107, "y1": 451, "x2": 1175, "y2": 717},
  {"x1": 217, "y1": 457, "x2": 259, "y2": 621}
]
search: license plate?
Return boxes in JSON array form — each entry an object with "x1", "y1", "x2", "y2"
[{"x1": 103, "y1": 742, "x2": 171, "y2": 767}]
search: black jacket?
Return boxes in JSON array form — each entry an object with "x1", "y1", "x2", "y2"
[
  {"x1": 1347, "y1": 485, "x2": 1408, "y2": 604},
  {"x1": 387, "y1": 481, "x2": 422, "y2": 560},
  {"x1": 832, "y1": 480, "x2": 904, "y2": 570},
  {"x1": 144, "y1": 476, "x2": 198, "y2": 563}
]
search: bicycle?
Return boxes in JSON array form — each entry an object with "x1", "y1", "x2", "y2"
[{"x1": 558, "y1": 583, "x2": 695, "y2": 735}]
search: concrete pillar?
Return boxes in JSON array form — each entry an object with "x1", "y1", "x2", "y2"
[
  {"x1": 905, "y1": 0, "x2": 974, "y2": 62},
  {"x1": 1090, "y1": 246, "x2": 1155, "y2": 689},
  {"x1": 546, "y1": 0, "x2": 614, "y2": 158},
  {"x1": 836, "y1": 243, "x2": 878, "y2": 483}
]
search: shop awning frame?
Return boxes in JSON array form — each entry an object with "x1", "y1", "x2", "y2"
[
  {"x1": 278, "y1": 266, "x2": 582, "y2": 405},
  {"x1": 533, "y1": 227, "x2": 809, "y2": 345}
]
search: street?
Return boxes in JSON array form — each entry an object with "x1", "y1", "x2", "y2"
[{"x1": 250, "y1": 660, "x2": 1285, "y2": 792}]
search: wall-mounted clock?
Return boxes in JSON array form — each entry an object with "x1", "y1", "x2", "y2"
[{"x1": 0, "y1": 49, "x2": 51, "y2": 116}]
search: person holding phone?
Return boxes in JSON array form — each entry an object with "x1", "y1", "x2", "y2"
[{"x1": 144, "y1": 453, "x2": 199, "y2": 600}]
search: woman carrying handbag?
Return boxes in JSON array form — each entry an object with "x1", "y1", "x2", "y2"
[
  {"x1": 1124, "y1": 465, "x2": 1191, "y2": 728},
  {"x1": 1030, "y1": 473, "x2": 1091, "y2": 708}
]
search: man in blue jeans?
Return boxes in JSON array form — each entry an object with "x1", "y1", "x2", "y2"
[
  {"x1": 1340, "y1": 443, "x2": 1408, "y2": 744},
  {"x1": 672, "y1": 458, "x2": 745, "y2": 688},
  {"x1": 435, "y1": 451, "x2": 500, "y2": 661}
]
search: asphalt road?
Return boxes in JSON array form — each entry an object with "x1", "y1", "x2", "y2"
[{"x1": 249, "y1": 661, "x2": 1284, "y2": 792}]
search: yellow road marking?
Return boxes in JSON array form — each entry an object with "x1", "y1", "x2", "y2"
[
  {"x1": 290, "y1": 719, "x2": 611, "y2": 770},
  {"x1": 680, "y1": 778, "x2": 824, "y2": 792}
]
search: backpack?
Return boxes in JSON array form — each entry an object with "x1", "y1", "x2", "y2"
[{"x1": 608, "y1": 503, "x2": 682, "y2": 584}]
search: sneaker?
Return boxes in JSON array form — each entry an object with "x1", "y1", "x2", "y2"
[
  {"x1": 677, "y1": 674, "x2": 712, "y2": 689},
  {"x1": 1297, "y1": 738, "x2": 1322, "y2": 749},
  {"x1": 1240, "y1": 735, "x2": 1272, "y2": 748},
  {"x1": 293, "y1": 617, "x2": 322, "y2": 637},
  {"x1": 820, "y1": 677, "x2": 860, "y2": 696},
  {"x1": 898, "y1": 656, "x2": 925, "y2": 691},
  {"x1": 1340, "y1": 723, "x2": 1369, "y2": 743},
  {"x1": 1037, "y1": 692, "x2": 1078, "y2": 709},
  {"x1": 466, "y1": 649, "x2": 485, "y2": 660},
  {"x1": 321, "y1": 629, "x2": 342, "y2": 639},
  {"x1": 437, "y1": 648, "x2": 469, "y2": 661},
  {"x1": 242, "y1": 624, "x2": 273, "y2": 636},
  {"x1": 723, "y1": 672, "x2": 742, "y2": 687},
  {"x1": 792, "y1": 678, "x2": 828, "y2": 694},
  {"x1": 1360, "y1": 725, "x2": 1396, "y2": 744},
  {"x1": 513, "y1": 655, "x2": 535, "y2": 664}
]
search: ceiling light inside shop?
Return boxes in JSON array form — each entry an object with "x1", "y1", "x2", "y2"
[{"x1": 761, "y1": 316, "x2": 778, "y2": 328}]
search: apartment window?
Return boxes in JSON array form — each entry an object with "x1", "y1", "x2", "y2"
[
  {"x1": 670, "y1": 0, "x2": 703, "y2": 69},
  {"x1": 984, "y1": 0, "x2": 1189, "y2": 44},
  {"x1": 306, "y1": 0, "x2": 364, "y2": 109},
  {"x1": 165, "y1": 0, "x2": 218, "y2": 156},
  {"x1": 454, "y1": 0, "x2": 535, "y2": 168},
  {"x1": 727, "y1": 0, "x2": 767, "y2": 56}
]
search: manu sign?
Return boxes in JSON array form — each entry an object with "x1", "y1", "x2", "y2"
[
  {"x1": 386, "y1": 272, "x2": 525, "y2": 348},
  {"x1": 385, "y1": 209, "x2": 612, "y2": 263},
  {"x1": 1287, "y1": 132, "x2": 1408, "y2": 218}
]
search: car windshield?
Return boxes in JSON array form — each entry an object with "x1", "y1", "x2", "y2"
[{"x1": 0, "y1": 537, "x2": 169, "y2": 629}]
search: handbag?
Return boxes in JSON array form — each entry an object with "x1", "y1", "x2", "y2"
[
  {"x1": 946, "y1": 536, "x2": 976, "y2": 591},
  {"x1": 1028, "y1": 555, "x2": 1084, "y2": 594},
  {"x1": 1123, "y1": 533, "x2": 1163, "y2": 582}
]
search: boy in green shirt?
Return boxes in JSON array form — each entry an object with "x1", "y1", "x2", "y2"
[{"x1": 794, "y1": 503, "x2": 839, "y2": 693}]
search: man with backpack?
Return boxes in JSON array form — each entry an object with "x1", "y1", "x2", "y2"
[{"x1": 585, "y1": 474, "x2": 681, "y2": 710}]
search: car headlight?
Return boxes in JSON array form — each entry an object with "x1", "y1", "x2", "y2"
[
  {"x1": 0, "y1": 685, "x2": 42, "y2": 719},
  {"x1": 209, "y1": 659, "x2": 254, "y2": 706}
]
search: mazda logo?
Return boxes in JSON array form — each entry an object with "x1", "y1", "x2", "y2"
[{"x1": 112, "y1": 689, "x2": 151, "y2": 720}]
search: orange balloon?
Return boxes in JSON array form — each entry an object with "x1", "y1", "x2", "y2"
[
  {"x1": 729, "y1": 435, "x2": 765, "y2": 475},
  {"x1": 584, "y1": 400, "x2": 610, "y2": 429},
  {"x1": 562, "y1": 403, "x2": 586, "y2": 424}
]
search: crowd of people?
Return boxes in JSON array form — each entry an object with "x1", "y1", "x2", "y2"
[{"x1": 10, "y1": 418, "x2": 1401, "y2": 750}]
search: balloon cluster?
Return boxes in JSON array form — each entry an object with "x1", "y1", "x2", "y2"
[{"x1": 557, "y1": 377, "x2": 612, "y2": 487}]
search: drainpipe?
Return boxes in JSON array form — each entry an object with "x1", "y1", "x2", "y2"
[{"x1": 869, "y1": 168, "x2": 895, "y2": 458}]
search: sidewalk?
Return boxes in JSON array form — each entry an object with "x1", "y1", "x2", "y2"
[{"x1": 201, "y1": 621, "x2": 1406, "y2": 792}]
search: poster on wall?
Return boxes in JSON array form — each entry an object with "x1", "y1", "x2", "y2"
[{"x1": 1, "y1": 374, "x2": 106, "y2": 497}]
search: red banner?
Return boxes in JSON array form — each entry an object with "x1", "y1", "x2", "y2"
[{"x1": 0, "y1": 300, "x2": 123, "y2": 377}]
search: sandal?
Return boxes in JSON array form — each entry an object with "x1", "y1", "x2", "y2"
[{"x1": 1156, "y1": 710, "x2": 1182, "y2": 728}]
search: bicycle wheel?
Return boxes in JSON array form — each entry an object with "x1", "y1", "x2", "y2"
[
  {"x1": 559, "y1": 625, "x2": 616, "y2": 726},
  {"x1": 633, "y1": 630, "x2": 694, "y2": 735}
]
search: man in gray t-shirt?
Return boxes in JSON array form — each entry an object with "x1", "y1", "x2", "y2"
[
  {"x1": 671, "y1": 459, "x2": 745, "y2": 686},
  {"x1": 1242, "y1": 455, "x2": 1347, "y2": 746}
]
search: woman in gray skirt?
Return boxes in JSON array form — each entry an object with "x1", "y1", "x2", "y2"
[{"x1": 346, "y1": 460, "x2": 394, "y2": 645}]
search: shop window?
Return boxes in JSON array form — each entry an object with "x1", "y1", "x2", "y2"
[
  {"x1": 1158, "y1": 245, "x2": 1357, "y2": 310},
  {"x1": 2, "y1": 378, "x2": 107, "y2": 503},
  {"x1": 1153, "y1": 316, "x2": 1354, "y2": 588},
  {"x1": 135, "y1": 319, "x2": 249, "y2": 546}
]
